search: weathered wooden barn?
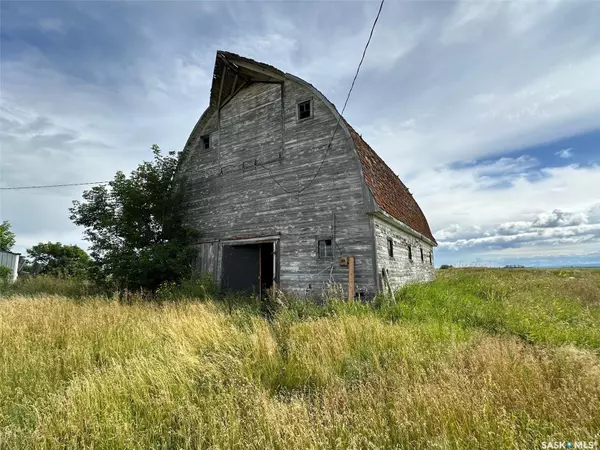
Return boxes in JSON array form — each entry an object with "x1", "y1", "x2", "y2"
[{"x1": 178, "y1": 51, "x2": 437, "y2": 298}]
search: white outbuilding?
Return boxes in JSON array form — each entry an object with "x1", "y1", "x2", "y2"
[{"x1": 0, "y1": 250, "x2": 21, "y2": 283}]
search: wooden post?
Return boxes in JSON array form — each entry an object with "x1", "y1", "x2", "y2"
[
  {"x1": 271, "y1": 282, "x2": 278, "y2": 303},
  {"x1": 383, "y1": 268, "x2": 393, "y2": 296},
  {"x1": 348, "y1": 256, "x2": 355, "y2": 301}
]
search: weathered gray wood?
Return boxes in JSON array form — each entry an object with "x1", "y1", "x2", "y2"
[
  {"x1": 181, "y1": 76, "x2": 376, "y2": 295},
  {"x1": 373, "y1": 216, "x2": 435, "y2": 291},
  {"x1": 180, "y1": 70, "x2": 435, "y2": 298},
  {"x1": 231, "y1": 59, "x2": 285, "y2": 81}
]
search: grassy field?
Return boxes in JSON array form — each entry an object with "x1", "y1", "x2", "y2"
[{"x1": 1, "y1": 268, "x2": 599, "y2": 449}]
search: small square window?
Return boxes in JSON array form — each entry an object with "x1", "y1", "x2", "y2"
[
  {"x1": 200, "y1": 135, "x2": 210, "y2": 150},
  {"x1": 318, "y1": 239, "x2": 332, "y2": 259},
  {"x1": 297, "y1": 100, "x2": 312, "y2": 120},
  {"x1": 420, "y1": 248, "x2": 424, "y2": 262},
  {"x1": 387, "y1": 238, "x2": 394, "y2": 257},
  {"x1": 408, "y1": 245, "x2": 412, "y2": 261}
]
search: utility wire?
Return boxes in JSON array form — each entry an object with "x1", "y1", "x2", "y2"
[
  {"x1": 297, "y1": 0, "x2": 385, "y2": 194},
  {"x1": 259, "y1": 0, "x2": 386, "y2": 196},
  {"x1": 0, "y1": 181, "x2": 111, "y2": 190}
]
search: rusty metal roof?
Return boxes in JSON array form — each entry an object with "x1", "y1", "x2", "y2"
[{"x1": 343, "y1": 120, "x2": 436, "y2": 244}]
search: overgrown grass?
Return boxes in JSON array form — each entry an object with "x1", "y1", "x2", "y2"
[
  {"x1": 1, "y1": 275, "x2": 102, "y2": 298},
  {"x1": 382, "y1": 268, "x2": 600, "y2": 350},
  {"x1": 1, "y1": 268, "x2": 599, "y2": 449},
  {"x1": 0, "y1": 274, "x2": 218, "y2": 302}
]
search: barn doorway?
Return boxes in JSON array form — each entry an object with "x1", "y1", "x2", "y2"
[{"x1": 221, "y1": 240, "x2": 277, "y2": 295}]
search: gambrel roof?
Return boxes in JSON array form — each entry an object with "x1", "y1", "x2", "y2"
[
  {"x1": 343, "y1": 121, "x2": 436, "y2": 245},
  {"x1": 186, "y1": 51, "x2": 436, "y2": 246}
]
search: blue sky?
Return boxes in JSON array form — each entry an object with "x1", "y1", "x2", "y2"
[{"x1": 1, "y1": 0, "x2": 599, "y2": 267}]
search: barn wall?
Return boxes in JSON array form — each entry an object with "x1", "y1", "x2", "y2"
[
  {"x1": 195, "y1": 242, "x2": 219, "y2": 280},
  {"x1": 373, "y1": 216, "x2": 435, "y2": 291},
  {"x1": 180, "y1": 77, "x2": 376, "y2": 296}
]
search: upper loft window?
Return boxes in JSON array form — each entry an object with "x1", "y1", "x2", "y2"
[
  {"x1": 387, "y1": 238, "x2": 394, "y2": 258},
  {"x1": 297, "y1": 100, "x2": 312, "y2": 120},
  {"x1": 200, "y1": 134, "x2": 210, "y2": 150},
  {"x1": 318, "y1": 239, "x2": 332, "y2": 259}
]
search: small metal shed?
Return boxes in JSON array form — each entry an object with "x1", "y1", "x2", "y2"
[{"x1": 0, "y1": 250, "x2": 21, "y2": 283}]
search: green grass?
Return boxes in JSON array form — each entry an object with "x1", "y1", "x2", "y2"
[
  {"x1": 1, "y1": 275, "x2": 102, "y2": 298},
  {"x1": 1, "y1": 268, "x2": 599, "y2": 449},
  {"x1": 383, "y1": 268, "x2": 600, "y2": 350}
]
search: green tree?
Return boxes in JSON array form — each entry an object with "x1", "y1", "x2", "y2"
[
  {"x1": 27, "y1": 242, "x2": 91, "y2": 278},
  {"x1": 69, "y1": 145, "x2": 197, "y2": 293},
  {"x1": 0, "y1": 221, "x2": 16, "y2": 252}
]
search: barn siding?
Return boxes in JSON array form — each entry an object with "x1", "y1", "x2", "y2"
[
  {"x1": 195, "y1": 242, "x2": 219, "y2": 280},
  {"x1": 180, "y1": 77, "x2": 376, "y2": 296},
  {"x1": 373, "y1": 216, "x2": 435, "y2": 291}
]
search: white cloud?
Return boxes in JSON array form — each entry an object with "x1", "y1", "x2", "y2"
[
  {"x1": 427, "y1": 161, "x2": 600, "y2": 259},
  {"x1": 412, "y1": 160, "x2": 600, "y2": 233},
  {"x1": 351, "y1": 0, "x2": 600, "y2": 174},
  {"x1": 1, "y1": 0, "x2": 599, "y2": 267},
  {"x1": 555, "y1": 148, "x2": 573, "y2": 158},
  {"x1": 439, "y1": 223, "x2": 600, "y2": 250},
  {"x1": 531, "y1": 209, "x2": 587, "y2": 228},
  {"x1": 361, "y1": 47, "x2": 600, "y2": 174}
]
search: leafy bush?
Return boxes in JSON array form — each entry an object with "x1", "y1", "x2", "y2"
[
  {"x1": 0, "y1": 266, "x2": 13, "y2": 285},
  {"x1": 155, "y1": 274, "x2": 218, "y2": 302},
  {"x1": 26, "y1": 242, "x2": 91, "y2": 278},
  {"x1": 0, "y1": 266, "x2": 12, "y2": 293},
  {"x1": 0, "y1": 220, "x2": 16, "y2": 252},
  {"x1": 70, "y1": 145, "x2": 198, "y2": 294}
]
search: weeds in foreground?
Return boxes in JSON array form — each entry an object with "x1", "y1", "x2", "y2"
[{"x1": 1, "y1": 268, "x2": 599, "y2": 449}]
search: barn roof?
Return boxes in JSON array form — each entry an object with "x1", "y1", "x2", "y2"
[
  {"x1": 198, "y1": 51, "x2": 436, "y2": 245},
  {"x1": 209, "y1": 51, "x2": 285, "y2": 113},
  {"x1": 343, "y1": 121, "x2": 436, "y2": 245}
]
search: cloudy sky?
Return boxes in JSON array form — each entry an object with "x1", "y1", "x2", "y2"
[{"x1": 1, "y1": 0, "x2": 599, "y2": 267}]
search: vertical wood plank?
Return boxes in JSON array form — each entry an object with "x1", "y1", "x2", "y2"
[
  {"x1": 348, "y1": 256, "x2": 355, "y2": 301},
  {"x1": 181, "y1": 78, "x2": 377, "y2": 296},
  {"x1": 372, "y1": 217, "x2": 435, "y2": 292}
]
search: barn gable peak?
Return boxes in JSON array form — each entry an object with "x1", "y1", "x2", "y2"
[{"x1": 209, "y1": 51, "x2": 285, "y2": 112}]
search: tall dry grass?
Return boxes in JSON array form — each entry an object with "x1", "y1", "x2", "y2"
[{"x1": 2, "y1": 268, "x2": 600, "y2": 449}]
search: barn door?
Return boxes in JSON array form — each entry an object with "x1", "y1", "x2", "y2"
[{"x1": 221, "y1": 245, "x2": 260, "y2": 293}]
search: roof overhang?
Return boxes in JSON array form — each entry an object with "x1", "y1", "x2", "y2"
[
  {"x1": 210, "y1": 51, "x2": 285, "y2": 112},
  {"x1": 371, "y1": 211, "x2": 438, "y2": 247}
]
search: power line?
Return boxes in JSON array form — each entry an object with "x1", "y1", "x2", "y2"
[
  {"x1": 0, "y1": 181, "x2": 111, "y2": 190},
  {"x1": 297, "y1": 0, "x2": 385, "y2": 194},
  {"x1": 259, "y1": 0, "x2": 386, "y2": 196}
]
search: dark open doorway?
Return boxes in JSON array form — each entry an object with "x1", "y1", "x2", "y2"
[{"x1": 221, "y1": 241, "x2": 276, "y2": 295}]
